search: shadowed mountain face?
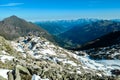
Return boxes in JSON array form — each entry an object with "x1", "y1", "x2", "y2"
[
  {"x1": 58, "y1": 20, "x2": 120, "y2": 48},
  {"x1": 78, "y1": 31, "x2": 120, "y2": 50},
  {"x1": 0, "y1": 15, "x2": 52, "y2": 40},
  {"x1": 35, "y1": 21, "x2": 69, "y2": 35}
]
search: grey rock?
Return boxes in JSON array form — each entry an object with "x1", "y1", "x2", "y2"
[
  {"x1": 0, "y1": 75, "x2": 7, "y2": 80},
  {"x1": 8, "y1": 71, "x2": 14, "y2": 80},
  {"x1": 15, "y1": 65, "x2": 31, "y2": 75}
]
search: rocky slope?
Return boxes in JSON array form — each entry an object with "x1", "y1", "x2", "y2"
[
  {"x1": 73, "y1": 31, "x2": 120, "y2": 60},
  {"x1": 83, "y1": 41, "x2": 120, "y2": 60},
  {"x1": 0, "y1": 35, "x2": 120, "y2": 80},
  {"x1": 76, "y1": 31, "x2": 120, "y2": 50}
]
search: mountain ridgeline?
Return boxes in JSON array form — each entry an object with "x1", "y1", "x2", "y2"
[
  {"x1": 73, "y1": 31, "x2": 120, "y2": 50},
  {"x1": 35, "y1": 19, "x2": 98, "y2": 35},
  {"x1": 58, "y1": 20, "x2": 120, "y2": 49},
  {"x1": 0, "y1": 16, "x2": 120, "y2": 79},
  {"x1": 1, "y1": 16, "x2": 120, "y2": 51},
  {"x1": 0, "y1": 15, "x2": 53, "y2": 41}
]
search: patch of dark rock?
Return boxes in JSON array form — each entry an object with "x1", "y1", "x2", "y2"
[{"x1": 111, "y1": 69, "x2": 120, "y2": 76}]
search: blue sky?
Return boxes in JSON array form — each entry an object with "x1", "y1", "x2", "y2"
[{"x1": 0, "y1": 0, "x2": 120, "y2": 21}]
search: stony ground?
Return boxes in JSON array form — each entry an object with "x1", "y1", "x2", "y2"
[
  {"x1": 84, "y1": 44, "x2": 120, "y2": 60},
  {"x1": 0, "y1": 35, "x2": 120, "y2": 80}
]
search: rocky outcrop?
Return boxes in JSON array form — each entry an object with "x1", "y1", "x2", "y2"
[
  {"x1": 0, "y1": 36, "x2": 14, "y2": 55},
  {"x1": 8, "y1": 65, "x2": 31, "y2": 80},
  {"x1": 111, "y1": 69, "x2": 120, "y2": 76},
  {"x1": 8, "y1": 72, "x2": 14, "y2": 80},
  {"x1": 85, "y1": 44, "x2": 120, "y2": 60}
]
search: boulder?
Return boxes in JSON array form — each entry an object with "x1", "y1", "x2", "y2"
[
  {"x1": 111, "y1": 69, "x2": 120, "y2": 76},
  {"x1": 8, "y1": 65, "x2": 32, "y2": 80},
  {"x1": 8, "y1": 71, "x2": 14, "y2": 80},
  {"x1": 15, "y1": 65, "x2": 31, "y2": 75}
]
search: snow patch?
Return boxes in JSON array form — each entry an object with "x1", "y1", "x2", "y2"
[
  {"x1": 71, "y1": 53, "x2": 117, "y2": 75},
  {"x1": 32, "y1": 74, "x2": 49, "y2": 80},
  {"x1": 11, "y1": 42, "x2": 24, "y2": 53},
  {"x1": 96, "y1": 73, "x2": 102, "y2": 77},
  {"x1": 41, "y1": 49, "x2": 56, "y2": 55},
  {"x1": 96, "y1": 60, "x2": 120, "y2": 69},
  {"x1": 77, "y1": 71, "x2": 81, "y2": 74},
  {"x1": 63, "y1": 60, "x2": 77, "y2": 66},
  {"x1": 0, "y1": 55, "x2": 14, "y2": 63},
  {"x1": 1, "y1": 51, "x2": 8, "y2": 55},
  {"x1": 0, "y1": 69, "x2": 10, "y2": 79}
]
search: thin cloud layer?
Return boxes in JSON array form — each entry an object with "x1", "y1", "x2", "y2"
[{"x1": 0, "y1": 3, "x2": 24, "y2": 7}]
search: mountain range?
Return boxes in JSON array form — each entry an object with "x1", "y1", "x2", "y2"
[
  {"x1": 1, "y1": 16, "x2": 120, "y2": 50},
  {"x1": 0, "y1": 16, "x2": 120, "y2": 80},
  {"x1": 35, "y1": 19, "x2": 98, "y2": 35},
  {"x1": 58, "y1": 20, "x2": 120, "y2": 48}
]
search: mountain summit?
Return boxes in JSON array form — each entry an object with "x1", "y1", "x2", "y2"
[{"x1": 0, "y1": 15, "x2": 52, "y2": 40}]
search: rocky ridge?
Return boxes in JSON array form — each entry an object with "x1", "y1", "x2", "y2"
[{"x1": 0, "y1": 35, "x2": 119, "y2": 80}]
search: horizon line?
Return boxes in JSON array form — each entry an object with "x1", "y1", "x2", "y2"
[{"x1": 0, "y1": 15, "x2": 120, "y2": 22}]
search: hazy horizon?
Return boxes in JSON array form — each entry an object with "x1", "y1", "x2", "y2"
[{"x1": 0, "y1": 0, "x2": 120, "y2": 21}]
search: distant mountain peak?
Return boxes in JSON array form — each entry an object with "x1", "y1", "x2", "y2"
[
  {"x1": 3, "y1": 15, "x2": 24, "y2": 22},
  {"x1": 0, "y1": 16, "x2": 53, "y2": 41},
  {"x1": 9, "y1": 15, "x2": 18, "y2": 18}
]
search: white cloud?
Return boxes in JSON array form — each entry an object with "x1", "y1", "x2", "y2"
[{"x1": 0, "y1": 3, "x2": 24, "y2": 7}]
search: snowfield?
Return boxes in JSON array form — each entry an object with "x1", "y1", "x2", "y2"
[
  {"x1": 96, "y1": 60, "x2": 120, "y2": 69},
  {"x1": 69, "y1": 52, "x2": 120, "y2": 76}
]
